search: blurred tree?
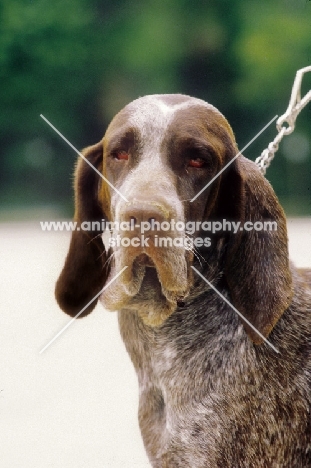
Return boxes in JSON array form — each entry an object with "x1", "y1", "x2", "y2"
[
  {"x1": 233, "y1": 0, "x2": 311, "y2": 213},
  {"x1": 0, "y1": 0, "x2": 310, "y2": 216}
]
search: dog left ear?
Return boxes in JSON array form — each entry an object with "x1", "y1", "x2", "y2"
[
  {"x1": 55, "y1": 141, "x2": 110, "y2": 318},
  {"x1": 222, "y1": 156, "x2": 293, "y2": 344}
]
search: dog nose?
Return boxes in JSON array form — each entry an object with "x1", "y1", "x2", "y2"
[{"x1": 120, "y1": 200, "x2": 171, "y2": 233}]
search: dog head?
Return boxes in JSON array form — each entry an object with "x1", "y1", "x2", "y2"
[{"x1": 55, "y1": 94, "x2": 293, "y2": 343}]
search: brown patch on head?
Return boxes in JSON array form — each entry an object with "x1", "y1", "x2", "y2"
[
  {"x1": 163, "y1": 102, "x2": 238, "y2": 221},
  {"x1": 167, "y1": 102, "x2": 236, "y2": 162}
]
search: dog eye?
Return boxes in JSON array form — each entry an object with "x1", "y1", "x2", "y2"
[
  {"x1": 188, "y1": 157, "x2": 206, "y2": 168},
  {"x1": 113, "y1": 151, "x2": 129, "y2": 161}
]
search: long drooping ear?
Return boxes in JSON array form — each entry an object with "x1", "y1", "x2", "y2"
[
  {"x1": 55, "y1": 141, "x2": 110, "y2": 317},
  {"x1": 223, "y1": 156, "x2": 293, "y2": 344}
]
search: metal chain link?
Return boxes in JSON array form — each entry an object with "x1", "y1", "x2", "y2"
[{"x1": 255, "y1": 65, "x2": 311, "y2": 175}]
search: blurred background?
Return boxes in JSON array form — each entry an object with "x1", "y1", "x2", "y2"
[
  {"x1": 1, "y1": 0, "x2": 311, "y2": 219},
  {"x1": 1, "y1": 1, "x2": 311, "y2": 467}
]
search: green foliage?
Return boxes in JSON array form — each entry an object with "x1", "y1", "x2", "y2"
[
  {"x1": 0, "y1": 0, "x2": 310, "y2": 217},
  {"x1": 234, "y1": 1, "x2": 311, "y2": 110}
]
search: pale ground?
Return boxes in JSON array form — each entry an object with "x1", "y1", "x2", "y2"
[{"x1": 1, "y1": 219, "x2": 311, "y2": 468}]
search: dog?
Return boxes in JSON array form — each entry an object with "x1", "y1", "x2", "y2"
[{"x1": 56, "y1": 94, "x2": 311, "y2": 467}]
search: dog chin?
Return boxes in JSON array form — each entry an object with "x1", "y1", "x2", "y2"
[
  {"x1": 100, "y1": 253, "x2": 188, "y2": 326},
  {"x1": 120, "y1": 266, "x2": 180, "y2": 327}
]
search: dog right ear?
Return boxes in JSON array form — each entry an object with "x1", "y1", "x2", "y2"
[{"x1": 55, "y1": 141, "x2": 110, "y2": 317}]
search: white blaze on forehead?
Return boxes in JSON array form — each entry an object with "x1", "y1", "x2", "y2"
[
  {"x1": 127, "y1": 96, "x2": 177, "y2": 145},
  {"x1": 125, "y1": 94, "x2": 222, "y2": 149}
]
